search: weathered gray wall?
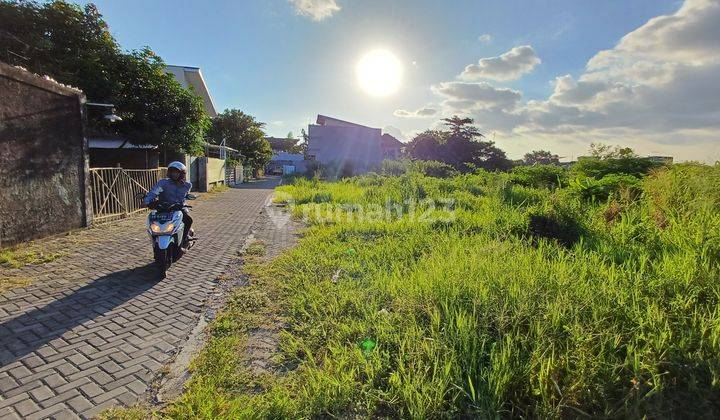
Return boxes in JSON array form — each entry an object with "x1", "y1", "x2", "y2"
[
  {"x1": 0, "y1": 62, "x2": 90, "y2": 248},
  {"x1": 307, "y1": 124, "x2": 383, "y2": 174}
]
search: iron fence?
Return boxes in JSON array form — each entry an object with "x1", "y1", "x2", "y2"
[{"x1": 89, "y1": 167, "x2": 166, "y2": 223}]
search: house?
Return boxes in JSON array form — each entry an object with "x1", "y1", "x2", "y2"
[
  {"x1": 646, "y1": 155, "x2": 673, "y2": 164},
  {"x1": 266, "y1": 152, "x2": 306, "y2": 175},
  {"x1": 165, "y1": 65, "x2": 217, "y2": 117},
  {"x1": 163, "y1": 65, "x2": 243, "y2": 190},
  {"x1": 307, "y1": 115, "x2": 389, "y2": 174},
  {"x1": 88, "y1": 139, "x2": 159, "y2": 169},
  {"x1": 161, "y1": 64, "x2": 219, "y2": 166},
  {"x1": 381, "y1": 133, "x2": 404, "y2": 159},
  {"x1": 86, "y1": 65, "x2": 218, "y2": 170}
]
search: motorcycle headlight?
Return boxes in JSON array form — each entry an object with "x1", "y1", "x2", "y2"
[{"x1": 150, "y1": 222, "x2": 175, "y2": 233}]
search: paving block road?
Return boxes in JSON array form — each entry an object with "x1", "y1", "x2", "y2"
[{"x1": 0, "y1": 179, "x2": 279, "y2": 419}]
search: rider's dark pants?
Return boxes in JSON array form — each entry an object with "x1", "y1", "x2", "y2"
[{"x1": 182, "y1": 209, "x2": 193, "y2": 243}]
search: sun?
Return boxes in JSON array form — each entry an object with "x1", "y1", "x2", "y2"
[{"x1": 356, "y1": 49, "x2": 402, "y2": 97}]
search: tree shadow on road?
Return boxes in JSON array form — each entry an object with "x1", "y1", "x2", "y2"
[{"x1": 0, "y1": 263, "x2": 160, "y2": 367}]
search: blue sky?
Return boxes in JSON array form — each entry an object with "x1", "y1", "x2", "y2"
[{"x1": 79, "y1": 0, "x2": 720, "y2": 161}]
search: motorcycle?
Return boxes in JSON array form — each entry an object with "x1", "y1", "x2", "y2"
[{"x1": 140, "y1": 194, "x2": 197, "y2": 278}]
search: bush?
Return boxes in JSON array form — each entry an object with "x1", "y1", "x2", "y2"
[
  {"x1": 569, "y1": 173, "x2": 642, "y2": 201},
  {"x1": 381, "y1": 159, "x2": 413, "y2": 176},
  {"x1": 415, "y1": 160, "x2": 458, "y2": 178},
  {"x1": 510, "y1": 164, "x2": 567, "y2": 189},
  {"x1": 571, "y1": 156, "x2": 662, "y2": 179}
]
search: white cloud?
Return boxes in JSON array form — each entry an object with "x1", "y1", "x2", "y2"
[
  {"x1": 478, "y1": 34, "x2": 493, "y2": 43},
  {"x1": 415, "y1": 0, "x2": 720, "y2": 162},
  {"x1": 394, "y1": 107, "x2": 438, "y2": 118},
  {"x1": 590, "y1": 0, "x2": 720, "y2": 66},
  {"x1": 460, "y1": 45, "x2": 541, "y2": 81},
  {"x1": 288, "y1": 0, "x2": 340, "y2": 21},
  {"x1": 432, "y1": 81, "x2": 522, "y2": 110}
]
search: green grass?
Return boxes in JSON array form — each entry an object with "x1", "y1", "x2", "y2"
[
  {"x1": 0, "y1": 248, "x2": 61, "y2": 269},
  {"x1": 168, "y1": 163, "x2": 720, "y2": 418}
]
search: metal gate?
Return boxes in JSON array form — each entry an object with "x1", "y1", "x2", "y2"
[{"x1": 89, "y1": 168, "x2": 166, "y2": 223}]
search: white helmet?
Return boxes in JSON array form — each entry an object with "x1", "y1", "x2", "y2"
[{"x1": 168, "y1": 161, "x2": 187, "y2": 172}]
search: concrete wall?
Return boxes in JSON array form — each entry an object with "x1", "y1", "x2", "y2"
[
  {"x1": 207, "y1": 157, "x2": 225, "y2": 188},
  {"x1": 194, "y1": 157, "x2": 226, "y2": 192},
  {"x1": 0, "y1": 62, "x2": 90, "y2": 247},
  {"x1": 307, "y1": 124, "x2": 383, "y2": 174}
]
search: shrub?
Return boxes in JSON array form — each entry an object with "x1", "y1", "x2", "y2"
[
  {"x1": 569, "y1": 174, "x2": 642, "y2": 201},
  {"x1": 510, "y1": 164, "x2": 567, "y2": 189},
  {"x1": 381, "y1": 159, "x2": 414, "y2": 176},
  {"x1": 571, "y1": 156, "x2": 662, "y2": 179},
  {"x1": 415, "y1": 160, "x2": 458, "y2": 178}
]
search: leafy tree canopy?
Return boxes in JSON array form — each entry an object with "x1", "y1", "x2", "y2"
[
  {"x1": 442, "y1": 116, "x2": 482, "y2": 139},
  {"x1": 588, "y1": 143, "x2": 636, "y2": 159},
  {"x1": 207, "y1": 109, "x2": 272, "y2": 169},
  {"x1": 267, "y1": 136, "x2": 304, "y2": 154},
  {"x1": 407, "y1": 116, "x2": 511, "y2": 172},
  {"x1": 0, "y1": 0, "x2": 209, "y2": 154},
  {"x1": 524, "y1": 150, "x2": 560, "y2": 165}
]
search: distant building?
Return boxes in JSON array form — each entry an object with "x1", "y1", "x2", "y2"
[
  {"x1": 308, "y1": 115, "x2": 402, "y2": 174},
  {"x1": 266, "y1": 152, "x2": 306, "y2": 175},
  {"x1": 381, "y1": 133, "x2": 404, "y2": 159},
  {"x1": 646, "y1": 155, "x2": 673, "y2": 164}
]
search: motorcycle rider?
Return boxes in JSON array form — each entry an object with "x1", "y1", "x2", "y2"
[{"x1": 142, "y1": 161, "x2": 194, "y2": 247}]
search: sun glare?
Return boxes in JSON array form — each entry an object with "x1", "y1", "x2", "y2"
[{"x1": 356, "y1": 49, "x2": 402, "y2": 97}]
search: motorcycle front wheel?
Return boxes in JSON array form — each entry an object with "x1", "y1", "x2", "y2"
[{"x1": 154, "y1": 246, "x2": 172, "y2": 278}]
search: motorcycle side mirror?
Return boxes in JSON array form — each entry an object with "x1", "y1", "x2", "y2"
[{"x1": 186, "y1": 194, "x2": 197, "y2": 200}]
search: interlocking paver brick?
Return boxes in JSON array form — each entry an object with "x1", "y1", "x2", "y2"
[
  {"x1": 29, "y1": 385, "x2": 54, "y2": 402},
  {"x1": 13, "y1": 398, "x2": 40, "y2": 417},
  {"x1": 0, "y1": 180, "x2": 279, "y2": 417},
  {"x1": 78, "y1": 382, "x2": 103, "y2": 399},
  {"x1": 66, "y1": 395, "x2": 93, "y2": 413}
]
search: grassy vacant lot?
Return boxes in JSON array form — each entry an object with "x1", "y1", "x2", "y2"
[{"x1": 170, "y1": 162, "x2": 720, "y2": 418}]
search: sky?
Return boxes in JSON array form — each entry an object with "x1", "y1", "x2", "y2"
[{"x1": 78, "y1": 0, "x2": 720, "y2": 162}]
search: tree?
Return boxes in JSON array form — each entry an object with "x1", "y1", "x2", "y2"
[
  {"x1": 406, "y1": 130, "x2": 445, "y2": 161},
  {"x1": 442, "y1": 116, "x2": 482, "y2": 139},
  {"x1": 589, "y1": 143, "x2": 636, "y2": 159},
  {"x1": 0, "y1": 1, "x2": 209, "y2": 153},
  {"x1": 207, "y1": 109, "x2": 272, "y2": 169},
  {"x1": 112, "y1": 48, "x2": 209, "y2": 154},
  {"x1": 407, "y1": 117, "x2": 511, "y2": 172},
  {"x1": 524, "y1": 150, "x2": 560, "y2": 165}
]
